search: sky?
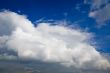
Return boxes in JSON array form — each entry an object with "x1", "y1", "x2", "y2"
[
  {"x1": 1, "y1": 0, "x2": 109, "y2": 52},
  {"x1": 0, "y1": 0, "x2": 110, "y2": 71}
]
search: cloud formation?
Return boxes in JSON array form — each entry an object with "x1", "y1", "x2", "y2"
[
  {"x1": 0, "y1": 11, "x2": 110, "y2": 69},
  {"x1": 84, "y1": 0, "x2": 110, "y2": 27}
]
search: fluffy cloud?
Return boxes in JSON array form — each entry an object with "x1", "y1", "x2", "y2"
[
  {"x1": 84, "y1": 0, "x2": 110, "y2": 27},
  {"x1": 0, "y1": 11, "x2": 110, "y2": 69}
]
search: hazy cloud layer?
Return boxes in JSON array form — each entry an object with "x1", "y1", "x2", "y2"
[{"x1": 0, "y1": 11, "x2": 110, "y2": 69}]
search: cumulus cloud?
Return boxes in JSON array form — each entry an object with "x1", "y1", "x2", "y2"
[
  {"x1": 0, "y1": 11, "x2": 110, "y2": 69},
  {"x1": 84, "y1": 0, "x2": 110, "y2": 27}
]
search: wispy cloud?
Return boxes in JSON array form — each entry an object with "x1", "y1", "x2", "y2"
[{"x1": 84, "y1": 0, "x2": 110, "y2": 27}]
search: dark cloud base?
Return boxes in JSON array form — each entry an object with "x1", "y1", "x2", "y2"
[{"x1": 0, "y1": 59, "x2": 110, "y2": 73}]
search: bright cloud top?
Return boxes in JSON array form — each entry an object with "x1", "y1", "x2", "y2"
[{"x1": 0, "y1": 11, "x2": 110, "y2": 69}]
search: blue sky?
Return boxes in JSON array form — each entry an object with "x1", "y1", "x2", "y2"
[{"x1": 0, "y1": 0, "x2": 110, "y2": 53}]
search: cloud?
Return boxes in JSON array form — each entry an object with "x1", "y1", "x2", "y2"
[
  {"x1": 84, "y1": 0, "x2": 110, "y2": 27},
  {"x1": 0, "y1": 10, "x2": 110, "y2": 69}
]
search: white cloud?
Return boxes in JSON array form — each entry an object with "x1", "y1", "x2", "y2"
[
  {"x1": 84, "y1": 0, "x2": 110, "y2": 27},
  {"x1": 0, "y1": 10, "x2": 110, "y2": 69}
]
